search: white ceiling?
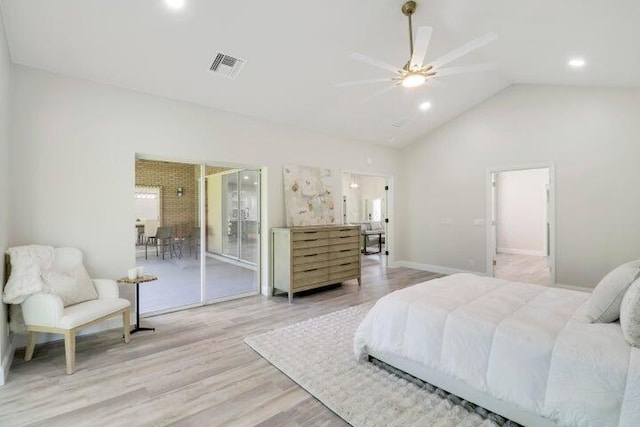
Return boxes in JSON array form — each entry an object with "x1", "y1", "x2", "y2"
[{"x1": 1, "y1": 0, "x2": 639, "y2": 147}]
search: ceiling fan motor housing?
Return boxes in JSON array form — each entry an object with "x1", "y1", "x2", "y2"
[{"x1": 402, "y1": 1, "x2": 417, "y2": 17}]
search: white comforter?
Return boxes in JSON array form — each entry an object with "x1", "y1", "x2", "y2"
[{"x1": 354, "y1": 274, "x2": 640, "y2": 427}]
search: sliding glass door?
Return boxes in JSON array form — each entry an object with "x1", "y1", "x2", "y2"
[
  {"x1": 134, "y1": 160, "x2": 261, "y2": 316},
  {"x1": 204, "y1": 168, "x2": 260, "y2": 301}
]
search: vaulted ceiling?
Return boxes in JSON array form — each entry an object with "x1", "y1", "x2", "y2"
[{"x1": 1, "y1": 0, "x2": 638, "y2": 146}]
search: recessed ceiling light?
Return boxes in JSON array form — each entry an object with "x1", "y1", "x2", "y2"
[
  {"x1": 243, "y1": 175, "x2": 249, "y2": 180},
  {"x1": 568, "y1": 58, "x2": 586, "y2": 68},
  {"x1": 419, "y1": 101, "x2": 432, "y2": 111},
  {"x1": 165, "y1": 0, "x2": 185, "y2": 10}
]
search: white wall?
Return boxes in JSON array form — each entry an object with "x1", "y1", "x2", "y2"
[
  {"x1": 9, "y1": 65, "x2": 400, "y2": 302},
  {"x1": 397, "y1": 85, "x2": 640, "y2": 288},
  {"x1": 497, "y1": 168, "x2": 549, "y2": 256},
  {"x1": 0, "y1": 10, "x2": 12, "y2": 384}
]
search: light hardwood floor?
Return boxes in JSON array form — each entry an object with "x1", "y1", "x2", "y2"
[
  {"x1": 495, "y1": 252, "x2": 550, "y2": 286},
  {"x1": 1, "y1": 255, "x2": 442, "y2": 427}
]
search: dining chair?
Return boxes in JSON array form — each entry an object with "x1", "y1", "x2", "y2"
[{"x1": 187, "y1": 227, "x2": 201, "y2": 259}]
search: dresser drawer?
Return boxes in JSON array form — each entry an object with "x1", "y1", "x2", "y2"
[
  {"x1": 292, "y1": 230, "x2": 328, "y2": 241},
  {"x1": 328, "y1": 228, "x2": 359, "y2": 238},
  {"x1": 328, "y1": 235, "x2": 359, "y2": 246},
  {"x1": 293, "y1": 245, "x2": 330, "y2": 257},
  {"x1": 293, "y1": 237, "x2": 330, "y2": 249},
  {"x1": 293, "y1": 267, "x2": 329, "y2": 289},
  {"x1": 329, "y1": 269, "x2": 360, "y2": 283},
  {"x1": 293, "y1": 252, "x2": 329, "y2": 266},
  {"x1": 293, "y1": 258, "x2": 329, "y2": 272},
  {"x1": 329, "y1": 260, "x2": 360, "y2": 273},
  {"x1": 330, "y1": 248, "x2": 360, "y2": 260}
]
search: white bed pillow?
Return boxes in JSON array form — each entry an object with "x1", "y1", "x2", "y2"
[
  {"x1": 586, "y1": 259, "x2": 640, "y2": 323},
  {"x1": 620, "y1": 278, "x2": 640, "y2": 347},
  {"x1": 42, "y1": 266, "x2": 98, "y2": 307}
]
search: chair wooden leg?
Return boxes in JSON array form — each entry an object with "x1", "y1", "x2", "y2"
[
  {"x1": 64, "y1": 330, "x2": 76, "y2": 375},
  {"x1": 25, "y1": 331, "x2": 37, "y2": 361},
  {"x1": 123, "y1": 309, "x2": 131, "y2": 344}
]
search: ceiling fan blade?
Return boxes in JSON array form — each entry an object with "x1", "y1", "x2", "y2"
[
  {"x1": 336, "y1": 78, "x2": 393, "y2": 87},
  {"x1": 410, "y1": 26, "x2": 433, "y2": 69},
  {"x1": 429, "y1": 32, "x2": 497, "y2": 69},
  {"x1": 435, "y1": 62, "x2": 498, "y2": 77},
  {"x1": 361, "y1": 84, "x2": 398, "y2": 103},
  {"x1": 351, "y1": 53, "x2": 402, "y2": 75}
]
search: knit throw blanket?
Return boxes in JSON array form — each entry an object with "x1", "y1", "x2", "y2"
[{"x1": 3, "y1": 245, "x2": 54, "y2": 304}]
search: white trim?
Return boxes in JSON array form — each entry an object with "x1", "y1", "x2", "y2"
[
  {"x1": 394, "y1": 260, "x2": 483, "y2": 276},
  {"x1": 0, "y1": 334, "x2": 16, "y2": 385},
  {"x1": 486, "y1": 163, "x2": 556, "y2": 285},
  {"x1": 497, "y1": 248, "x2": 546, "y2": 257}
]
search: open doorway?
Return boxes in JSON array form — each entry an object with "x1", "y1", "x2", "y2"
[
  {"x1": 342, "y1": 172, "x2": 390, "y2": 270},
  {"x1": 487, "y1": 165, "x2": 555, "y2": 286}
]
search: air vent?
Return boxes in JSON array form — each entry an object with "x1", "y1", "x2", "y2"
[
  {"x1": 391, "y1": 117, "x2": 412, "y2": 128},
  {"x1": 209, "y1": 53, "x2": 245, "y2": 79}
]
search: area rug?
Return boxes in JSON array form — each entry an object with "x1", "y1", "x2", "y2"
[{"x1": 245, "y1": 304, "x2": 519, "y2": 427}]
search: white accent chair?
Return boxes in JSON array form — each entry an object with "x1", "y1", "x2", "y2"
[{"x1": 20, "y1": 248, "x2": 131, "y2": 374}]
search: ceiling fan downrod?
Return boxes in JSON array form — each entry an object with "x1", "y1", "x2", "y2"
[{"x1": 402, "y1": 1, "x2": 417, "y2": 70}]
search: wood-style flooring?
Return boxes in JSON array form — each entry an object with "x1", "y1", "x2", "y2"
[
  {"x1": 495, "y1": 252, "x2": 550, "y2": 286},
  {"x1": 0, "y1": 255, "x2": 442, "y2": 427}
]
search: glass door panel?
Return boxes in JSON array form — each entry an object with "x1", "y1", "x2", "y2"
[
  {"x1": 204, "y1": 167, "x2": 260, "y2": 302},
  {"x1": 221, "y1": 172, "x2": 239, "y2": 258},
  {"x1": 135, "y1": 160, "x2": 202, "y2": 314},
  {"x1": 239, "y1": 169, "x2": 259, "y2": 264}
]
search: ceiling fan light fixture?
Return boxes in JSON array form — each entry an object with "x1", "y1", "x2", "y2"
[
  {"x1": 165, "y1": 0, "x2": 185, "y2": 10},
  {"x1": 401, "y1": 73, "x2": 426, "y2": 88},
  {"x1": 568, "y1": 58, "x2": 586, "y2": 68}
]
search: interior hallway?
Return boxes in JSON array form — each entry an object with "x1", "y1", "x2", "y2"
[{"x1": 495, "y1": 252, "x2": 550, "y2": 286}]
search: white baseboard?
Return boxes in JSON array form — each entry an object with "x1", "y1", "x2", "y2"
[
  {"x1": 0, "y1": 334, "x2": 16, "y2": 386},
  {"x1": 394, "y1": 261, "x2": 484, "y2": 276},
  {"x1": 497, "y1": 248, "x2": 546, "y2": 257}
]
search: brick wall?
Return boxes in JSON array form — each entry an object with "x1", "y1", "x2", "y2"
[
  {"x1": 135, "y1": 161, "x2": 234, "y2": 237},
  {"x1": 135, "y1": 160, "x2": 198, "y2": 237}
]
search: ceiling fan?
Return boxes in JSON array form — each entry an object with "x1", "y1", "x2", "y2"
[{"x1": 339, "y1": 1, "x2": 497, "y2": 99}]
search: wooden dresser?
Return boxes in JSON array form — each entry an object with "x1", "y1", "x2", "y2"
[{"x1": 271, "y1": 225, "x2": 361, "y2": 302}]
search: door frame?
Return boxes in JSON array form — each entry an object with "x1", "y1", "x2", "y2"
[
  {"x1": 485, "y1": 163, "x2": 556, "y2": 285},
  {"x1": 340, "y1": 170, "x2": 394, "y2": 268}
]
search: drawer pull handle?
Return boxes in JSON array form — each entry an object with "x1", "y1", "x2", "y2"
[
  {"x1": 304, "y1": 254, "x2": 317, "y2": 257},
  {"x1": 340, "y1": 262, "x2": 351, "y2": 266},
  {"x1": 339, "y1": 236, "x2": 351, "y2": 239},
  {"x1": 303, "y1": 232, "x2": 318, "y2": 234},
  {"x1": 340, "y1": 249, "x2": 350, "y2": 252},
  {"x1": 304, "y1": 239, "x2": 318, "y2": 242},
  {"x1": 305, "y1": 268, "x2": 318, "y2": 272}
]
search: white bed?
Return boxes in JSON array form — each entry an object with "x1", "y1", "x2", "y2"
[{"x1": 354, "y1": 274, "x2": 640, "y2": 427}]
